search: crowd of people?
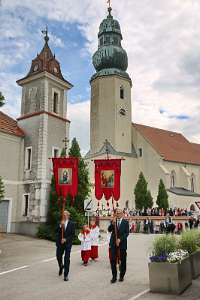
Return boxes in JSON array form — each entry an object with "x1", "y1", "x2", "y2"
[{"x1": 95, "y1": 206, "x2": 198, "y2": 218}]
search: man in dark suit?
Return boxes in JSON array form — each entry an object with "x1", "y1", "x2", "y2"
[
  {"x1": 108, "y1": 208, "x2": 129, "y2": 283},
  {"x1": 56, "y1": 210, "x2": 75, "y2": 282}
]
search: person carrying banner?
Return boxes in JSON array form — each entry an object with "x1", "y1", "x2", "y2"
[
  {"x1": 108, "y1": 208, "x2": 129, "y2": 283},
  {"x1": 89, "y1": 217, "x2": 100, "y2": 260},
  {"x1": 78, "y1": 225, "x2": 91, "y2": 266},
  {"x1": 56, "y1": 210, "x2": 75, "y2": 282}
]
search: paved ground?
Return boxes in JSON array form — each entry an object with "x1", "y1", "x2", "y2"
[{"x1": 0, "y1": 233, "x2": 200, "y2": 300}]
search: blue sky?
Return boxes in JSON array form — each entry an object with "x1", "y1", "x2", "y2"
[{"x1": 1, "y1": 0, "x2": 200, "y2": 153}]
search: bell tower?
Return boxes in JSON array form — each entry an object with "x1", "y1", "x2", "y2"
[
  {"x1": 16, "y1": 29, "x2": 73, "y2": 223},
  {"x1": 90, "y1": 5, "x2": 132, "y2": 155}
]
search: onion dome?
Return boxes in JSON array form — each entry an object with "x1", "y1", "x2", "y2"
[{"x1": 91, "y1": 7, "x2": 130, "y2": 81}]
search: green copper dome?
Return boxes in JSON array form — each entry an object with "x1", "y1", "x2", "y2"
[{"x1": 91, "y1": 7, "x2": 130, "y2": 81}]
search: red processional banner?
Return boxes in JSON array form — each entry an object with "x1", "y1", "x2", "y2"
[
  {"x1": 52, "y1": 157, "x2": 78, "y2": 199},
  {"x1": 94, "y1": 159, "x2": 122, "y2": 202}
]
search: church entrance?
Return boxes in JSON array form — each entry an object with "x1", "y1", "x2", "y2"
[{"x1": 0, "y1": 200, "x2": 9, "y2": 232}]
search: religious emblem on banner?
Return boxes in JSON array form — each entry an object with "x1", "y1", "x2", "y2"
[
  {"x1": 94, "y1": 158, "x2": 122, "y2": 206},
  {"x1": 52, "y1": 157, "x2": 78, "y2": 199}
]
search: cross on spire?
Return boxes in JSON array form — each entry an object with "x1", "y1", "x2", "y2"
[
  {"x1": 41, "y1": 25, "x2": 49, "y2": 44},
  {"x1": 107, "y1": 0, "x2": 112, "y2": 16},
  {"x1": 104, "y1": 139, "x2": 110, "y2": 159}
]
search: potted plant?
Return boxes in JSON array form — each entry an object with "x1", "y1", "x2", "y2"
[
  {"x1": 149, "y1": 234, "x2": 192, "y2": 294},
  {"x1": 179, "y1": 229, "x2": 200, "y2": 279}
]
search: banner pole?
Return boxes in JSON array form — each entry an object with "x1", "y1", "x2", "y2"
[{"x1": 61, "y1": 195, "x2": 65, "y2": 241}]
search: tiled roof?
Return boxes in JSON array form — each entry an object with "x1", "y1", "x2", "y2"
[
  {"x1": 0, "y1": 111, "x2": 25, "y2": 137},
  {"x1": 133, "y1": 123, "x2": 200, "y2": 165}
]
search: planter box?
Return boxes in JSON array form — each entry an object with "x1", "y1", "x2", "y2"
[
  {"x1": 190, "y1": 251, "x2": 200, "y2": 279},
  {"x1": 149, "y1": 257, "x2": 192, "y2": 295}
]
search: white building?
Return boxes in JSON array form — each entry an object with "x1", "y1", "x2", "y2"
[
  {"x1": 85, "y1": 7, "x2": 200, "y2": 212},
  {"x1": 0, "y1": 32, "x2": 72, "y2": 234}
]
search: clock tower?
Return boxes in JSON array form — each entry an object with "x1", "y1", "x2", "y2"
[{"x1": 90, "y1": 6, "x2": 132, "y2": 155}]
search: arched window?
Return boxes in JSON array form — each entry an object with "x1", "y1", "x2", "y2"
[
  {"x1": 120, "y1": 86, "x2": 124, "y2": 99},
  {"x1": 191, "y1": 175, "x2": 195, "y2": 192},
  {"x1": 170, "y1": 171, "x2": 176, "y2": 188}
]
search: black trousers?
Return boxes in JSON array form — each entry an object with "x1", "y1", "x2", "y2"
[
  {"x1": 110, "y1": 247, "x2": 127, "y2": 279},
  {"x1": 56, "y1": 244, "x2": 72, "y2": 277}
]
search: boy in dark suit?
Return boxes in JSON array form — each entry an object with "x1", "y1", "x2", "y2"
[
  {"x1": 56, "y1": 210, "x2": 75, "y2": 282},
  {"x1": 108, "y1": 208, "x2": 129, "y2": 283}
]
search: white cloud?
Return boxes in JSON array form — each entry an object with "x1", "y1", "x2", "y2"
[{"x1": 1, "y1": 0, "x2": 200, "y2": 152}]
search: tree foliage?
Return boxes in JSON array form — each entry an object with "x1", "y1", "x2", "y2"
[
  {"x1": 156, "y1": 179, "x2": 169, "y2": 210},
  {"x1": 0, "y1": 92, "x2": 5, "y2": 107},
  {"x1": 134, "y1": 172, "x2": 150, "y2": 210}
]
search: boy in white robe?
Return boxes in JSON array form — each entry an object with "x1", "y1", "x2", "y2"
[
  {"x1": 78, "y1": 225, "x2": 91, "y2": 266},
  {"x1": 89, "y1": 217, "x2": 100, "y2": 260}
]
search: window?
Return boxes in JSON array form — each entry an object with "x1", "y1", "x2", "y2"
[
  {"x1": 25, "y1": 147, "x2": 32, "y2": 170},
  {"x1": 191, "y1": 175, "x2": 195, "y2": 192},
  {"x1": 52, "y1": 147, "x2": 60, "y2": 158},
  {"x1": 100, "y1": 37, "x2": 103, "y2": 46},
  {"x1": 23, "y1": 194, "x2": 29, "y2": 217},
  {"x1": 170, "y1": 171, "x2": 175, "y2": 188},
  {"x1": 53, "y1": 92, "x2": 59, "y2": 114},
  {"x1": 120, "y1": 86, "x2": 124, "y2": 99},
  {"x1": 119, "y1": 108, "x2": 126, "y2": 116},
  {"x1": 104, "y1": 36, "x2": 110, "y2": 44},
  {"x1": 138, "y1": 148, "x2": 142, "y2": 157}
]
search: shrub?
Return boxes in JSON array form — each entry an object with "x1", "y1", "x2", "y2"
[
  {"x1": 151, "y1": 234, "x2": 177, "y2": 257},
  {"x1": 179, "y1": 229, "x2": 200, "y2": 254}
]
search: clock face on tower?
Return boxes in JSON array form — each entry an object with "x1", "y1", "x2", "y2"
[{"x1": 33, "y1": 64, "x2": 39, "y2": 72}]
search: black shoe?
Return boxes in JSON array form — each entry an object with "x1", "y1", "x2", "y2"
[
  {"x1": 110, "y1": 278, "x2": 117, "y2": 284},
  {"x1": 64, "y1": 276, "x2": 69, "y2": 281},
  {"x1": 119, "y1": 277, "x2": 124, "y2": 282},
  {"x1": 59, "y1": 265, "x2": 64, "y2": 276}
]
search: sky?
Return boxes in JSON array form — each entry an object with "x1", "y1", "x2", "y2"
[{"x1": 1, "y1": 0, "x2": 200, "y2": 153}]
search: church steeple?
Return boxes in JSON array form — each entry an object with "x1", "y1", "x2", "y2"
[
  {"x1": 91, "y1": 4, "x2": 131, "y2": 82},
  {"x1": 17, "y1": 28, "x2": 71, "y2": 85}
]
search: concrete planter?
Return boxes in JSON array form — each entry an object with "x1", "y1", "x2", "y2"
[
  {"x1": 149, "y1": 257, "x2": 192, "y2": 294},
  {"x1": 190, "y1": 251, "x2": 200, "y2": 279}
]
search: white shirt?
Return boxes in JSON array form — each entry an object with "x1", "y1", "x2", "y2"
[
  {"x1": 64, "y1": 220, "x2": 69, "y2": 230},
  {"x1": 117, "y1": 218, "x2": 123, "y2": 228}
]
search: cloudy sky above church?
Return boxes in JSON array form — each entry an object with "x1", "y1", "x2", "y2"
[{"x1": 1, "y1": 0, "x2": 200, "y2": 153}]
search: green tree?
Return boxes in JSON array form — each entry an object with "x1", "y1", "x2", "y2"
[
  {"x1": 0, "y1": 176, "x2": 5, "y2": 202},
  {"x1": 156, "y1": 179, "x2": 169, "y2": 210},
  {"x1": 134, "y1": 172, "x2": 148, "y2": 210},
  {"x1": 146, "y1": 190, "x2": 153, "y2": 209},
  {"x1": 37, "y1": 138, "x2": 89, "y2": 243},
  {"x1": 0, "y1": 92, "x2": 5, "y2": 107},
  {"x1": 68, "y1": 138, "x2": 91, "y2": 213}
]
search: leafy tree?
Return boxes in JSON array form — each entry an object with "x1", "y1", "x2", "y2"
[
  {"x1": 68, "y1": 138, "x2": 91, "y2": 213},
  {"x1": 37, "y1": 138, "x2": 89, "y2": 243},
  {"x1": 156, "y1": 179, "x2": 169, "y2": 210},
  {"x1": 0, "y1": 92, "x2": 5, "y2": 107},
  {"x1": 134, "y1": 172, "x2": 148, "y2": 210},
  {"x1": 0, "y1": 176, "x2": 5, "y2": 202},
  {"x1": 146, "y1": 190, "x2": 153, "y2": 209}
]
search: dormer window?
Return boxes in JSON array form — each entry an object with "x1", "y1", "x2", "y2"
[
  {"x1": 120, "y1": 86, "x2": 124, "y2": 99},
  {"x1": 33, "y1": 64, "x2": 38, "y2": 72},
  {"x1": 53, "y1": 92, "x2": 59, "y2": 114}
]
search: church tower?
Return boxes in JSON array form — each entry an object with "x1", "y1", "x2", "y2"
[
  {"x1": 90, "y1": 6, "x2": 132, "y2": 155},
  {"x1": 16, "y1": 30, "x2": 72, "y2": 225}
]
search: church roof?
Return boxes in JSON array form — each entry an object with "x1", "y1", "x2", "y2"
[
  {"x1": 133, "y1": 123, "x2": 200, "y2": 166},
  {"x1": 0, "y1": 111, "x2": 25, "y2": 138},
  {"x1": 17, "y1": 29, "x2": 72, "y2": 87}
]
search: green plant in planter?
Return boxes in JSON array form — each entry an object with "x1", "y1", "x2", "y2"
[
  {"x1": 179, "y1": 230, "x2": 199, "y2": 254},
  {"x1": 152, "y1": 234, "x2": 178, "y2": 257}
]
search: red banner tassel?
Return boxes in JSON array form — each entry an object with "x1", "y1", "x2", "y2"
[
  {"x1": 97, "y1": 202, "x2": 100, "y2": 207},
  {"x1": 116, "y1": 202, "x2": 119, "y2": 207},
  {"x1": 107, "y1": 201, "x2": 109, "y2": 207}
]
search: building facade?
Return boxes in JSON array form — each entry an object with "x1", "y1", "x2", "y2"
[
  {"x1": 86, "y1": 7, "x2": 200, "y2": 212},
  {"x1": 0, "y1": 32, "x2": 72, "y2": 234}
]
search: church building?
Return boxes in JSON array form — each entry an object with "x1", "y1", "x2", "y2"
[
  {"x1": 86, "y1": 6, "x2": 200, "y2": 211},
  {"x1": 0, "y1": 31, "x2": 72, "y2": 234},
  {"x1": 0, "y1": 6, "x2": 200, "y2": 234}
]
